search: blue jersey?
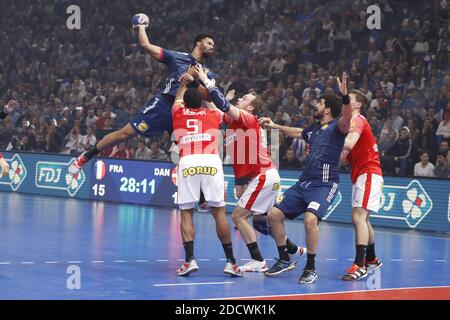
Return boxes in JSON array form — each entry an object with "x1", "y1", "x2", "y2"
[
  {"x1": 129, "y1": 49, "x2": 217, "y2": 137},
  {"x1": 300, "y1": 119, "x2": 346, "y2": 183},
  {"x1": 158, "y1": 48, "x2": 217, "y2": 97}
]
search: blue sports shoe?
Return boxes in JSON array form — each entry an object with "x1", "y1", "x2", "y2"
[
  {"x1": 264, "y1": 259, "x2": 297, "y2": 276},
  {"x1": 298, "y1": 269, "x2": 318, "y2": 284}
]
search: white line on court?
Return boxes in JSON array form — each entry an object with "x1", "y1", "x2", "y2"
[{"x1": 154, "y1": 281, "x2": 235, "y2": 287}]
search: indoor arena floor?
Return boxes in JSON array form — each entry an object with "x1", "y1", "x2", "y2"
[{"x1": 0, "y1": 192, "x2": 449, "y2": 300}]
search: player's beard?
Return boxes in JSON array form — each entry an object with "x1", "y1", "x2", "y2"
[
  {"x1": 202, "y1": 48, "x2": 213, "y2": 59},
  {"x1": 314, "y1": 109, "x2": 324, "y2": 121}
]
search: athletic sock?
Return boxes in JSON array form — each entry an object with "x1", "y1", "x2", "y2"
[
  {"x1": 355, "y1": 245, "x2": 367, "y2": 267},
  {"x1": 183, "y1": 241, "x2": 194, "y2": 262},
  {"x1": 366, "y1": 243, "x2": 376, "y2": 261},
  {"x1": 84, "y1": 144, "x2": 99, "y2": 160},
  {"x1": 277, "y1": 245, "x2": 290, "y2": 262},
  {"x1": 222, "y1": 243, "x2": 236, "y2": 264},
  {"x1": 286, "y1": 237, "x2": 298, "y2": 255},
  {"x1": 305, "y1": 253, "x2": 316, "y2": 270},
  {"x1": 246, "y1": 242, "x2": 264, "y2": 262}
]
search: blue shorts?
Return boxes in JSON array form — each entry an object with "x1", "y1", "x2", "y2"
[
  {"x1": 274, "y1": 180, "x2": 339, "y2": 221},
  {"x1": 130, "y1": 94, "x2": 174, "y2": 137}
]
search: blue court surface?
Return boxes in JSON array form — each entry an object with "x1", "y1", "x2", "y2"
[{"x1": 0, "y1": 192, "x2": 449, "y2": 300}]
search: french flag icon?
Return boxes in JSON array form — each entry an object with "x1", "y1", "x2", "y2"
[{"x1": 95, "y1": 160, "x2": 107, "y2": 180}]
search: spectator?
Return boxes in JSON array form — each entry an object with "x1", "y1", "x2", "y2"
[
  {"x1": 433, "y1": 151, "x2": 450, "y2": 178},
  {"x1": 148, "y1": 140, "x2": 169, "y2": 161},
  {"x1": 280, "y1": 148, "x2": 301, "y2": 169},
  {"x1": 84, "y1": 108, "x2": 98, "y2": 128},
  {"x1": 135, "y1": 140, "x2": 152, "y2": 160},
  {"x1": 109, "y1": 142, "x2": 131, "y2": 159},
  {"x1": 417, "y1": 117, "x2": 438, "y2": 162},
  {"x1": 96, "y1": 118, "x2": 114, "y2": 141},
  {"x1": 436, "y1": 109, "x2": 450, "y2": 145},
  {"x1": 378, "y1": 118, "x2": 399, "y2": 152},
  {"x1": 414, "y1": 151, "x2": 435, "y2": 177},
  {"x1": 302, "y1": 79, "x2": 321, "y2": 99},
  {"x1": 438, "y1": 140, "x2": 450, "y2": 164},
  {"x1": 160, "y1": 131, "x2": 172, "y2": 156},
  {"x1": 80, "y1": 126, "x2": 97, "y2": 152},
  {"x1": 61, "y1": 127, "x2": 82, "y2": 155},
  {"x1": 381, "y1": 127, "x2": 418, "y2": 176}
]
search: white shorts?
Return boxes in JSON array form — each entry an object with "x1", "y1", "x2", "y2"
[
  {"x1": 237, "y1": 168, "x2": 281, "y2": 215},
  {"x1": 352, "y1": 173, "x2": 384, "y2": 212},
  {"x1": 177, "y1": 154, "x2": 225, "y2": 210}
]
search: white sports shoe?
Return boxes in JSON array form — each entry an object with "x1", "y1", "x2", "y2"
[
  {"x1": 224, "y1": 260, "x2": 243, "y2": 277},
  {"x1": 176, "y1": 258, "x2": 199, "y2": 276},
  {"x1": 290, "y1": 246, "x2": 307, "y2": 258},
  {"x1": 240, "y1": 259, "x2": 268, "y2": 272}
]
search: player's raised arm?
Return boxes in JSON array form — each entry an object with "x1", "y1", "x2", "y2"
[
  {"x1": 258, "y1": 117, "x2": 303, "y2": 139},
  {"x1": 191, "y1": 65, "x2": 242, "y2": 120},
  {"x1": 133, "y1": 18, "x2": 163, "y2": 62},
  {"x1": 337, "y1": 72, "x2": 352, "y2": 134},
  {"x1": 173, "y1": 74, "x2": 194, "y2": 110}
]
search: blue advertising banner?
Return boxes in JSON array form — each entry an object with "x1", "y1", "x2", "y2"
[{"x1": 0, "y1": 152, "x2": 449, "y2": 233}]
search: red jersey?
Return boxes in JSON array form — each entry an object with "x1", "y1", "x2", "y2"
[
  {"x1": 347, "y1": 114, "x2": 383, "y2": 183},
  {"x1": 172, "y1": 104, "x2": 223, "y2": 158},
  {"x1": 224, "y1": 112, "x2": 274, "y2": 179}
]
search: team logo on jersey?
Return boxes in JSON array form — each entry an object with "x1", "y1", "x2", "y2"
[
  {"x1": 321, "y1": 124, "x2": 329, "y2": 129},
  {"x1": 272, "y1": 183, "x2": 280, "y2": 191},
  {"x1": 276, "y1": 194, "x2": 284, "y2": 204},
  {"x1": 136, "y1": 121, "x2": 149, "y2": 133},
  {"x1": 182, "y1": 166, "x2": 218, "y2": 177}
]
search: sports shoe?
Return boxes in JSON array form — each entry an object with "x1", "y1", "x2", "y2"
[
  {"x1": 365, "y1": 257, "x2": 383, "y2": 270},
  {"x1": 176, "y1": 258, "x2": 199, "y2": 276},
  {"x1": 342, "y1": 263, "x2": 367, "y2": 281},
  {"x1": 290, "y1": 246, "x2": 307, "y2": 258},
  {"x1": 264, "y1": 259, "x2": 297, "y2": 276},
  {"x1": 197, "y1": 201, "x2": 210, "y2": 213},
  {"x1": 240, "y1": 259, "x2": 268, "y2": 272},
  {"x1": 224, "y1": 260, "x2": 243, "y2": 277},
  {"x1": 299, "y1": 269, "x2": 318, "y2": 284},
  {"x1": 69, "y1": 152, "x2": 89, "y2": 175}
]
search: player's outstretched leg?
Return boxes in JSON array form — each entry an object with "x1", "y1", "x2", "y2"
[
  {"x1": 298, "y1": 212, "x2": 319, "y2": 284},
  {"x1": 69, "y1": 123, "x2": 137, "y2": 174},
  {"x1": 176, "y1": 209, "x2": 199, "y2": 276},
  {"x1": 265, "y1": 208, "x2": 297, "y2": 276},
  {"x1": 211, "y1": 206, "x2": 243, "y2": 277}
]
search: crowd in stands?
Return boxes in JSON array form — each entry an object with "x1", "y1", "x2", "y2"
[{"x1": 0, "y1": 0, "x2": 449, "y2": 178}]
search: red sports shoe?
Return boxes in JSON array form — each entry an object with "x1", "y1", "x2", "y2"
[
  {"x1": 342, "y1": 263, "x2": 367, "y2": 281},
  {"x1": 365, "y1": 257, "x2": 383, "y2": 270},
  {"x1": 69, "y1": 152, "x2": 89, "y2": 175}
]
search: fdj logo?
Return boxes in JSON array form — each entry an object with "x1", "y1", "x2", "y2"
[
  {"x1": 0, "y1": 154, "x2": 27, "y2": 191},
  {"x1": 375, "y1": 180, "x2": 432, "y2": 228},
  {"x1": 35, "y1": 159, "x2": 86, "y2": 197}
]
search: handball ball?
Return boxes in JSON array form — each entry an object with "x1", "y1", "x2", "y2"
[{"x1": 132, "y1": 13, "x2": 149, "y2": 28}]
